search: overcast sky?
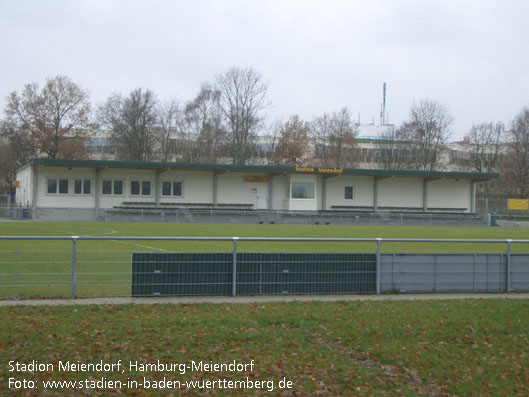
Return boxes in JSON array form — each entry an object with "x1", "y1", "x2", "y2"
[{"x1": 1, "y1": 0, "x2": 528, "y2": 140}]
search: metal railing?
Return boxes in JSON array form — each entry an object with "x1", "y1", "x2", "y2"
[
  {"x1": 4, "y1": 207, "x2": 491, "y2": 226},
  {"x1": 1, "y1": 236, "x2": 528, "y2": 299}
]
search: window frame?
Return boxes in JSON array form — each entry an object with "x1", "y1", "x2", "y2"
[
  {"x1": 46, "y1": 178, "x2": 69, "y2": 195},
  {"x1": 161, "y1": 180, "x2": 184, "y2": 197},
  {"x1": 74, "y1": 178, "x2": 92, "y2": 195},
  {"x1": 101, "y1": 179, "x2": 124, "y2": 196},
  {"x1": 290, "y1": 181, "x2": 316, "y2": 200},
  {"x1": 344, "y1": 185, "x2": 354, "y2": 201},
  {"x1": 130, "y1": 180, "x2": 152, "y2": 197}
]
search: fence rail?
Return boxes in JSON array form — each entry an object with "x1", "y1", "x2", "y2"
[{"x1": 0, "y1": 236, "x2": 528, "y2": 299}]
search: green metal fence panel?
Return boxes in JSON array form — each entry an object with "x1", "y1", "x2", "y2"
[
  {"x1": 237, "y1": 253, "x2": 376, "y2": 295},
  {"x1": 132, "y1": 253, "x2": 232, "y2": 296},
  {"x1": 132, "y1": 252, "x2": 376, "y2": 296}
]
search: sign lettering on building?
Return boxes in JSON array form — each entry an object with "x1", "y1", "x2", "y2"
[{"x1": 295, "y1": 167, "x2": 343, "y2": 174}]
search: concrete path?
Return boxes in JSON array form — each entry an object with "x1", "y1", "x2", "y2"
[{"x1": 1, "y1": 293, "x2": 529, "y2": 307}]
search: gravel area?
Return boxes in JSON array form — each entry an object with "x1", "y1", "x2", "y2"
[{"x1": 1, "y1": 293, "x2": 528, "y2": 307}]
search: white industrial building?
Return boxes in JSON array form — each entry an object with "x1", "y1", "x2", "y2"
[{"x1": 15, "y1": 159, "x2": 497, "y2": 216}]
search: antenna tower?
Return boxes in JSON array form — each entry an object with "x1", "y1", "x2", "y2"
[{"x1": 380, "y1": 83, "x2": 387, "y2": 125}]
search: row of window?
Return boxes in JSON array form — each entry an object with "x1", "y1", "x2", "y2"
[
  {"x1": 289, "y1": 182, "x2": 354, "y2": 200},
  {"x1": 47, "y1": 178, "x2": 92, "y2": 195},
  {"x1": 46, "y1": 178, "x2": 183, "y2": 197},
  {"x1": 47, "y1": 178, "x2": 354, "y2": 200}
]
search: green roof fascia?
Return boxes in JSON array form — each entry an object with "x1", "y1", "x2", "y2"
[
  {"x1": 31, "y1": 158, "x2": 295, "y2": 174},
  {"x1": 340, "y1": 168, "x2": 498, "y2": 180},
  {"x1": 29, "y1": 159, "x2": 498, "y2": 180}
]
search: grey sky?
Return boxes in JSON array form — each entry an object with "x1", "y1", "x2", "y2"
[{"x1": 1, "y1": 0, "x2": 528, "y2": 140}]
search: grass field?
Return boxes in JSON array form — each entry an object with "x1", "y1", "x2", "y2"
[
  {"x1": 1, "y1": 222, "x2": 529, "y2": 298},
  {"x1": 1, "y1": 299, "x2": 528, "y2": 395}
]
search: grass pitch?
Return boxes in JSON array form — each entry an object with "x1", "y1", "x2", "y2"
[{"x1": 0, "y1": 222, "x2": 528, "y2": 298}]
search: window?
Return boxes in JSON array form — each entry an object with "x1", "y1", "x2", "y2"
[
  {"x1": 114, "y1": 180, "x2": 123, "y2": 195},
  {"x1": 162, "y1": 181, "x2": 183, "y2": 197},
  {"x1": 291, "y1": 182, "x2": 315, "y2": 199},
  {"x1": 74, "y1": 179, "x2": 91, "y2": 195},
  {"x1": 142, "y1": 181, "x2": 151, "y2": 196},
  {"x1": 130, "y1": 180, "x2": 151, "y2": 196},
  {"x1": 47, "y1": 179, "x2": 57, "y2": 194},
  {"x1": 162, "y1": 181, "x2": 171, "y2": 196},
  {"x1": 47, "y1": 178, "x2": 69, "y2": 194},
  {"x1": 131, "y1": 181, "x2": 140, "y2": 195},
  {"x1": 344, "y1": 186, "x2": 354, "y2": 200},
  {"x1": 102, "y1": 180, "x2": 123, "y2": 195},
  {"x1": 173, "y1": 181, "x2": 182, "y2": 197}
]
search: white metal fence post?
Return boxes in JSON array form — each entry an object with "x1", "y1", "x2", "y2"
[{"x1": 71, "y1": 236, "x2": 79, "y2": 298}]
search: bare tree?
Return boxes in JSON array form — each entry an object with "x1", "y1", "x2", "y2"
[
  {"x1": 184, "y1": 84, "x2": 226, "y2": 163},
  {"x1": 262, "y1": 120, "x2": 282, "y2": 165},
  {"x1": 158, "y1": 98, "x2": 182, "y2": 162},
  {"x1": 215, "y1": 66, "x2": 269, "y2": 165},
  {"x1": 0, "y1": 120, "x2": 35, "y2": 197},
  {"x1": 466, "y1": 122, "x2": 503, "y2": 173},
  {"x1": 328, "y1": 107, "x2": 357, "y2": 168},
  {"x1": 500, "y1": 108, "x2": 529, "y2": 197},
  {"x1": 4, "y1": 75, "x2": 91, "y2": 159},
  {"x1": 310, "y1": 108, "x2": 357, "y2": 167},
  {"x1": 98, "y1": 88, "x2": 159, "y2": 161},
  {"x1": 310, "y1": 112, "x2": 332, "y2": 164},
  {"x1": 372, "y1": 127, "x2": 410, "y2": 170},
  {"x1": 274, "y1": 115, "x2": 310, "y2": 166},
  {"x1": 399, "y1": 99, "x2": 453, "y2": 171}
]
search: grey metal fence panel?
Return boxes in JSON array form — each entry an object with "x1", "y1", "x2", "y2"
[
  {"x1": 511, "y1": 254, "x2": 529, "y2": 292},
  {"x1": 380, "y1": 254, "x2": 507, "y2": 293}
]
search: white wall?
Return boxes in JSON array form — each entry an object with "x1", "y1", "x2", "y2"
[
  {"x1": 19, "y1": 163, "x2": 476, "y2": 214},
  {"x1": 270, "y1": 175, "x2": 288, "y2": 210},
  {"x1": 15, "y1": 164, "x2": 33, "y2": 207},
  {"x1": 36, "y1": 167, "x2": 97, "y2": 208},
  {"x1": 377, "y1": 177, "x2": 423, "y2": 208},
  {"x1": 325, "y1": 176, "x2": 374, "y2": 210},
  {"x1": 159, "y1": 171, "x2": 213, "y2": 204},
  {"x1": 98, "y1": 168, "x2": 156, "y2": 208},
  {"x1": 427, "y1": 179, "x2": 471, "y2": 212},
  {"x1": 217, "y1": 173, "x2": 269, "y2": 207}
]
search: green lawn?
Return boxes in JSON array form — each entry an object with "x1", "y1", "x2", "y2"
[
  {"x1": 0, "y1": 222, "x2": 528, "y2": 298},
  {"x1": 1, "y1": 299, "x2": 528, "y2": 395}
]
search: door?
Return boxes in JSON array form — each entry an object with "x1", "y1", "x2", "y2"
[{"x1": 256, "y1": 185, "x2": 268, "y2": 209}]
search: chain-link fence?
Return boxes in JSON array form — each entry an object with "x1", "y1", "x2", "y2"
[
  {"x1": 0, "y1": 236, "x2": 526, "y2": 299},
  {"x1": 0, "y1": 195, "x2": 11, "y2": 219}
]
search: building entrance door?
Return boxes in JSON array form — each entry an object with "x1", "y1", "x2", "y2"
[{"x1": 256, "y1": 185, "x2": 268, "y2": 209}]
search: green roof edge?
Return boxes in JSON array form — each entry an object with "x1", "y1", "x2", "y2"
[{"x1": 29, "y1": 158, "x2": 499, "y2": 180}]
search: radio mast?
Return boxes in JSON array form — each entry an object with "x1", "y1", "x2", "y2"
[{"x1": 380, "y1": 83, "x2": 387, "y2": 125}]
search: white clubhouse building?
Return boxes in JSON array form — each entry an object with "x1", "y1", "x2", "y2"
[{"x1": 15, "y1": 159, "x2": 497, "y2": 217}]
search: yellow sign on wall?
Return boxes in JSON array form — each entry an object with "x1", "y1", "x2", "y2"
[
  {"x1": 243, "y1": 176, "x2": 269, "y2": 183},
  {"x1": 508, "y1": 199, "x2": 529, "y2": 210}
]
